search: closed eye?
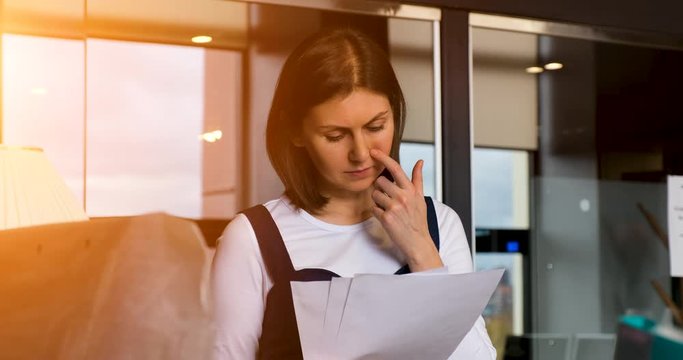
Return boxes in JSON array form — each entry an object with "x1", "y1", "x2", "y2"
[{"x1": 324, "y1": 133, "x2": 344, "y2": 142}]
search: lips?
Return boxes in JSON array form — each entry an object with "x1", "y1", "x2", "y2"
[{"x1": 345, "y1": 167, "x2": 372, "y2": 177}]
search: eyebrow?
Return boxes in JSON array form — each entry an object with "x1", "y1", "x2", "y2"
[{"x1": 317, "y1": 110, "x2": 390, "y2": 130}]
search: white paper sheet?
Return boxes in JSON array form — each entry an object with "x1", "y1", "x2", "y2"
[
  {"x1": 323, "y1": 277, "x2": 353, "y2": 352},
  {"x1": 668, "y1": 175, "x2": 683, "y2": 276},
  {"x1": 291, "y1": 268, "x2": 504, "y2": 360},
  {"x1": 291, "y1": 281, "x2": 330, "y2": 359}
]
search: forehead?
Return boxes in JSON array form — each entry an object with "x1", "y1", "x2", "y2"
[{"x1": 305, "y1": 88, "x2": 392, "y2": 126}]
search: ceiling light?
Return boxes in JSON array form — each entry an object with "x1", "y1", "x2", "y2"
[
  {"x1": 199, "y1": 130, "x2": 222, "y2": 143},
  {"x1": 191, "y1": 35, "x2": 212, "y2": 44},
  {"x1": 525, "y1": 66, "x2": 544, "y2": 74},
  {"x1": 544, "y1": 62, "x2": 564, "y2": 70}
]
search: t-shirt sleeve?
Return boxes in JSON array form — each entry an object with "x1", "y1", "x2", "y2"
[
  {"x1": 436, "y1": 202, "x2": 497, "y2": 360},
  {"x1": 435, "y1": 202, "x2": 473, "y2": 275},
  {"x1": 211, "y1": 214, "x2": 268, "y2": 360}
]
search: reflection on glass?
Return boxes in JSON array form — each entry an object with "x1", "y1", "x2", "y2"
[
  {"x1": 473, "y1": 148, "x2": 529, "y2": 229},
  {"x1": 400, "y1": 142, "x2": 435, "y2": 198},
  {"x1": 389, "y1": 17, "x2": 438, "y2": 198},
  {"x1": 472, "y1": 27, "x2": 538, "y2": 151},
  {"x1": 2, "y1": 34, "x2": 85, "y2": 205},
  {"x1": 85, "y1": 39, "x2": 204, "y2": 218},
  {"x1": 84, "y1": 39, "x2": 242, "y2": 219},
  {"x1": 476, "y1": 253, "x2": 524, "y2": 357},
  {"x1": 389, "y1": 17, "x2": 435, "y2": 143},
  {"x1": 199, "y1": 130, "x2": 222, "y2": 143},
  {"x1": 472, "y1": 17, "x2": 683, "y2": 360}
]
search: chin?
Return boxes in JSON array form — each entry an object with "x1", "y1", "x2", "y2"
[{"x1": 344, "y1": 179, "x2": 375, "y2": 193}]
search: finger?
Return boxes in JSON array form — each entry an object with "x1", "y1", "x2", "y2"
[
  {"x1": 371, "y1": 205, "x2": 384, "y2": 221},
  {"x1": 371, "y1": 188, "x2": 392, "y2": 210},
  {"x1": 369, "y1": 149, "x2": 411, "y2": 188},
  {"x1": 412, "y1": 160, "x2": 424, "y2": 196},
  {"x1": 374, "y1": 175, "x2": 401, "y2": 198}
]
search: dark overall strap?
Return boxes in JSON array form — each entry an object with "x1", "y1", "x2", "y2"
[
  {"x1": 395, "y1": 196, "x2": 440, "y2": 275},
  {"x1": 241, "y1": 205, "x2": 295, "y2": 283},
  {"x1": 241, "y1": 204, "x2": 310, "y2": 360},
  {"x1": 425, "y1": 196, "x2": 441, "y2": 248}
]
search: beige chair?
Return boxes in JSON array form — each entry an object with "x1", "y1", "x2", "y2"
[{"x1": 0, "y1": 213, "x2": 214, "y2": 360}]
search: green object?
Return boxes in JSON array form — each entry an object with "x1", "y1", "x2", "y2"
[
  {"x1": 620, "y1": 314, "x2": 657, "y2": 331},
  {"x1": 616, "y1": 314, "x2": 683, "y2": 359},
  {"x1": 652, "y1": 329, "x2": 683, "y2": 360}
]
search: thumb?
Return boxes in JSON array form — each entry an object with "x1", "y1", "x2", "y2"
[{"x1": 412, "y1": 160, "x2": 424, "y2": 195}]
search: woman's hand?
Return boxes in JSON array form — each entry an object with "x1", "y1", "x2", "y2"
[{"x1": 369, "y1": 149, "x2": 443, "y2": 272}]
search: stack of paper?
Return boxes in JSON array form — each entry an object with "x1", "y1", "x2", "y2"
[
  {"x1": 669, "y1": 175, "x2": 683, "y2": 277},
  {"x1": 291, "y1": 268, "x2": 504, "y2": 359}
]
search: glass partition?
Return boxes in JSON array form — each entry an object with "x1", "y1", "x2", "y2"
[
  {"x1": 1, "y1": 0, "x2": 441, "y2": 217},
  {"x1": 1, "y1": 0, "x2": 86, "y2": 206},
  {"x1": 1, "y1": 34, "x2": 86, "y2": 205},
  {"x1": 473, "y1": 148, "x2": 529, "y2": 230},
  {"x1": 1, "y1": 0, "x2": 246, "y2": 218},
  {"x1": 471, "y1": 14, "x2": 683, "y2": 359},
  {"x1": 84, "y1": 39, "x2": 205, "y2": 218},
  {"x1": 389, "y1": 16, "x2": 439, "y2": 198}
]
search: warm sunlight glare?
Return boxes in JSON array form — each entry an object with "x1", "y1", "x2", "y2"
[{"x1": 199, "y1": 130, "x2": 222, "y2": 143}]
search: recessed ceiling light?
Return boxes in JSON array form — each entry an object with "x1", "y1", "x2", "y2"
[
  {"x1": 526, "y1": 66, "x2": 544, "y2": 74},
  {"x1": 544, "y1": 62, "x2": 563, "y2": 70},
  {"x1": 192, "y1": 35, "x2": 213, "y2": 44}
]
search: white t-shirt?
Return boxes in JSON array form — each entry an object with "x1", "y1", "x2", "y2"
[{"x1": 212, "y1": 196, "x2": 496, "y2": 359}]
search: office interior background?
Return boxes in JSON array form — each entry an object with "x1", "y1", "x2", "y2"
[{"x1": 1, "y1": 0, "x2": 682, "y2": 359}]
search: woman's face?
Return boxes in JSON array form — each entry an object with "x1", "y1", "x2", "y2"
[{"x1": 295, "y1": 88, "x2": 395, "y2": 199}]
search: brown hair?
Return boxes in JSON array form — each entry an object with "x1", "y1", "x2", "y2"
[{"x1": 266, "y1": 28, "x2": 406, "y2": 213}]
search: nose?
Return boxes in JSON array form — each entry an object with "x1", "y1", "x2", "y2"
[{"x1": 349, "y1": 133, "x2": 370, "y2": 163}]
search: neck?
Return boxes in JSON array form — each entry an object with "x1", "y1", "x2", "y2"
[{"x1": 315, "y1": 189, "x2": 375, "y2": 225}]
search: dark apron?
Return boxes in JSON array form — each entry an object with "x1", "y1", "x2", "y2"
[{"x1": 241, "y1": 197, "x2": 440, "y2": 360}]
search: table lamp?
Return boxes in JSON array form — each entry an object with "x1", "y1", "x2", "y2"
[{"x1": 0, "y1": 145, "x2": 88, "y2": 230}]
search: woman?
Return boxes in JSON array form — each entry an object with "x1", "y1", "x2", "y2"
[{"x1": 212, "y1": 28, "x2": 495, "y2": 359}]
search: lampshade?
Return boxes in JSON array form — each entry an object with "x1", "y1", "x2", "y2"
[{"x1": 0, "y1": 145, "x2": 88, "y2": 230}]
